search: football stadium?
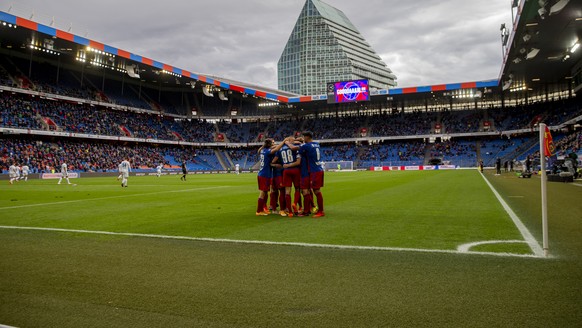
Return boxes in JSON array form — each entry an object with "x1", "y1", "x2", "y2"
[{"x1": 1, "y1": 0, "x2": 582, "y2": 327}]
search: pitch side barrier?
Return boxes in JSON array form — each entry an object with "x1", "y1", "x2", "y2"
[{"x1": 370, "y1": 165, "x2": 459, "y2": 171}]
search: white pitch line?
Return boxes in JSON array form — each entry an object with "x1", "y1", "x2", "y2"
[
  {"x1": 572, "y1": 183, "x2": 582, "y2": 188},
  {"x1": 457, "y1": 240, "x2": 528, "y2": 253},
  {"x1": 479, "y1": 173, "x2": 545, "y2": 257},
  {"x1": 0, "y1": 225, "x2": 545, "y2": 259},
  {"x1": 0, "y1": 324, "x2": 19, "y2": 328},
  {"x1": 0, "y1": 186, "x2": 228, "y2": 210}
]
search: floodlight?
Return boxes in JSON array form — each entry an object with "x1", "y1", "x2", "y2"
[
  {"x1": 549, "y1": 0, "x2": 570, "y2": 15},
  {"x1": 202, "y1": 85, "x2": 214, "y2": 97},
  {"x1": 526, "y1": 48, "x2": 540, "y2": 60}
]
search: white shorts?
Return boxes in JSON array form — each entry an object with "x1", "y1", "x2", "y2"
[{"x1": 121, "y1": 171, "x2": 129, "y2": 178}]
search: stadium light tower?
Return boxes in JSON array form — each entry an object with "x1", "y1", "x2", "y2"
[{"x1": 500, "y1": 23, "x2": 510, "y2": 58}]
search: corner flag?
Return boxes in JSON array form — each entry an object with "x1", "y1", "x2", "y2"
[
  {"x1": 539, "y1": 123, "x2": 550, "y2": 257},
  {"x1": 543, "y1": 126, "x2": 555, "y2": 157}
]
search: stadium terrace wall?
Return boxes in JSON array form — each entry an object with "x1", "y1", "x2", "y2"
[
  {"x1": 0, "y1": 171, "x2": 238, "y2": 180},
  {"x1": 0, "y1": 126, "x2": 552, "y2": 148},
  {"x1": 370, "y1": 165, "x2": 458, "y2": 171}
]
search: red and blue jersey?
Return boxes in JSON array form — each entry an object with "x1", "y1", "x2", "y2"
[
  {"x1": 278, "y1": 144, "x2": 299, "y2": 167},
  {"x1": 258, "y1": 148, "x2": 274, "y2": 178},
  {"x1": 299, "y1": 142, "x2": 324, "y2": 173},
  {"x1": 298, "y1": 153, "x2": 309, "y2": 178},
  {"x1": 272, "y1": 163, "x2": 283, "y2": 178}
]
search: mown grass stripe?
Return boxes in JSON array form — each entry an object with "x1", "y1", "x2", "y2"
[{"x1": 0, "y1": 186, "x2": 228, "y2": 210}]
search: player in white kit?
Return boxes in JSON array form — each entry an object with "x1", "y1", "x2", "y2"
[
  {"x1": 8, "y1": 163, "x2": 19, "y2": 184},
  {"x1": 235, "y1": 163, "x2": 240, "y2": 175},
  {"x1": 156, "y1": 164, "x2": 163, "y2": 177},
  {"x1": 58, "y1": 162, "x2": 71, "y2": 185},
  {"x1": 119, "y1": 159, "x2": 131, "y2": 187},
  {"x1": 20, "y1": 164, "x2": 30, "y2": 181},
  {"x1": 117, "y1": 162, "x2": 123, "y2": 181}
]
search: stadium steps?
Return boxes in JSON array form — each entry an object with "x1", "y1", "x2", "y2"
[
  {"x1": 196, "y1": 154, "x2": 221, "y2": 170},
  {"x1": 504, "y1": 137, "x2": 538, "y2": 161},
  {"x1": 242, "y1": 155, "x2": 249, "y2": 169},
  {"x1": 251, "y1": 158, "x2": 261, "y2": 171},
  {"x1": 2, "y1": 58, "x2": 32, "y2": 89},
  {"x1": 222, "y1": 150, "x2": 235, "y2": 168},
  {"x1": 164, "y1": 155, "x2": 213, "y2": 171},
  {"x1": 213, "y1": 150, "x2": 228, "y2": 170},
  {"x1": 354, "y1": 144, "x2": 367, "y2": 168},
  {"x1": 213, "y1": 122, "x2": 221, "y2": 134},
  {"x1": 424, "y1": 145, "x2": 432, "y2": 165},
  {"x1": 75, "y1": 71, "x2": 100, "y2": 96}
]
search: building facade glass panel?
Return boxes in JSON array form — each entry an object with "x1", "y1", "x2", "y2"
[{"x1": 278, "y1": 0, "x2": 397, "y2": 96}]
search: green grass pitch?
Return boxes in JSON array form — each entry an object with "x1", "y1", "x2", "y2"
[{"x1": 0, "y1": 170, "x2": 581, "y2": 327}]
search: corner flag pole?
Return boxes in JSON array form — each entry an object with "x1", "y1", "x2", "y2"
[{"x1": 539, "y1": 123, "x2": 549, "y2": 257}]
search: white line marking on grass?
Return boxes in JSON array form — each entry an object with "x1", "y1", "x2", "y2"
[
  {"x1": 457, "y1": 240, "x2": 528, "y2": 253},
  {"x1": 0, "y1": 324, "x2": 19, "y2": 328},
  {"x1": 479, "y1": 173, "x2": 545, "y2": 257},
  {"x1": 0, "y1": 186, "x2": 228, "y2": 210},
  {"x1": 0, "y1": 225, "x2": 546, "y2": 259},
  {"x1": 572, "y1": 183, "x2": 582, "y2": 188}
]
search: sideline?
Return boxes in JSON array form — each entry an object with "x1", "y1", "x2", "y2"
[{"x1": 479, "y1": 172, "x2": 545, "y2": 257}]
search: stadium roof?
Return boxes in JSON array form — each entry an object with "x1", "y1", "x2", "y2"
[
  {"x1": 499, "y1": 0, "x2": 581, "y2": 92},
  {"x1": 0, "y1": 10, "x2": 505, "y2": 107},
  {"x1": 2, "y1": 1, "x2": 577, "y2": 109}
]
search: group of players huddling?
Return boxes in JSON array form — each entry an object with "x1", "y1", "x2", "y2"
[
  {"x1": 256, "y1": 131, "x2": 325, "y2": 218},
  {"x1": 7, "y1": 132, "x2": 326, "y2": 219}
]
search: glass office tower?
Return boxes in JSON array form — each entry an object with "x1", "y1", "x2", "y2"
[{"x1": 278, "y1": 0, "x2": 397, "y2": 96}]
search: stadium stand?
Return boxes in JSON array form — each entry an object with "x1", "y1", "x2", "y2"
[
  {"x1": 2, "y1": 79, "x2": 581, "y2": 171},
  {"x1": 0, "y1": 137, "x2": 222, "y2": 173},
  {"x1": 0, "y1": 14, "x2": 580, "y2": 174}
]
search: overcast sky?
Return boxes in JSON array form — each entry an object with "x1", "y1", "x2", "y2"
[{"x1": 5, "y1": 0, "x2": 512, "y2": 90}]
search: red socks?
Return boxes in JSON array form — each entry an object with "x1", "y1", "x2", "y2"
[
  {"x1": 257, "y1": 197, "x2": 265, "y2": 213},
  {"x1": 303, "y1": 194, "x2": 312, "y2": 214},
  {"x1": 315, "y1": 192, "x2": 324, "y2": 212},
  {"x1": 270, "y1": 190, "x2": 278, "y2": 210},
  {"x1": 285, "y1": 194, "x2": 292, "y2": 212},
  {"x1": 279, "y1": 189, "x2": 286, "y2": 211}
]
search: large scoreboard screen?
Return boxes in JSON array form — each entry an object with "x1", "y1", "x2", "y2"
[{"x1": 326, "y1": 79, "x2": 370, "y2": 104}]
